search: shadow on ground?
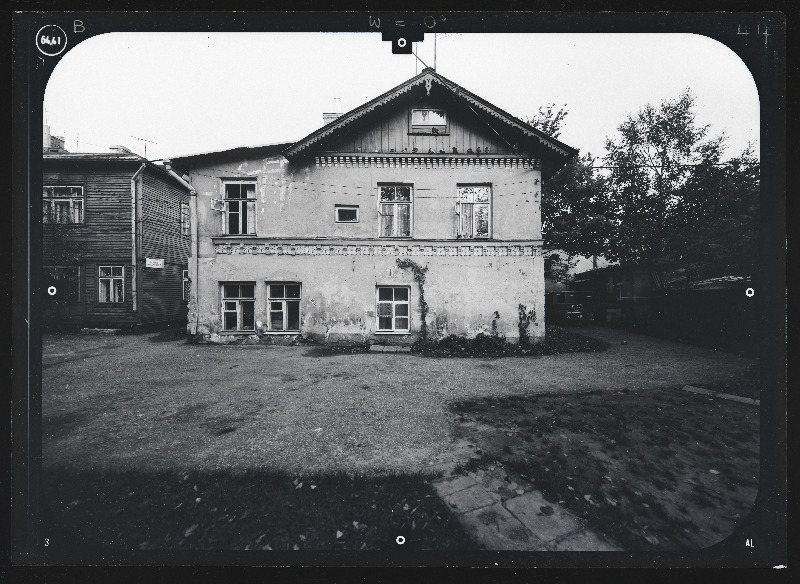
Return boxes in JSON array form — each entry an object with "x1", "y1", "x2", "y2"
[
  {"x1": 447, "y1": 385, "x2": 760, "y2": 551},
  {"x1": 41, "y1": 467, "x2": 476, "y2": 552}
]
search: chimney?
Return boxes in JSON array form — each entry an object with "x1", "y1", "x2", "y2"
[
  {"x1": 322, "y1": 97, "x2": 343, "y2": 126},
  {"x1": 109, "y1": 145, "x2": 133, "y2": 154}
]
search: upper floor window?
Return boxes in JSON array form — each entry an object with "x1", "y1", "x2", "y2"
[
  {"x1": 379, "y1": 185, "x2": 412, "y2": 238},
  {"x1": 43, "y1": 186, "x2": 84, "y2": 224},
  {"x1": 223, "y1": 181, "x2": 256, "y2": 235},
  {"x1": 335, "y1": 205, "x2": 359, "y2": 223},
  {"x1": 180, "y1": 202, "x2": 190, "y2": 236},
  {"x1": 411, "y1": 109, "x2": 447, "y2": 134},
  {"x1": 457, "y1": 185, "x2": 491, "y2": 239}
]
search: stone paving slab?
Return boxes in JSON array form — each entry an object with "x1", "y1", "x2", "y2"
[
  {"x1": 504, "y1": 491, "x2": 584, "y2": 543},
  {"x1": 550, "y1": 528, "x2": 622, "y2": 551},
  {"x1": 461, "y1": 503, "x2": 548, "y2": 551},
  {"x1": 432, "y1": 474, "x2": 478, "y2": 498},
  {"x1": 443, "y1": 484, "x2": 497, "y2": 514}
]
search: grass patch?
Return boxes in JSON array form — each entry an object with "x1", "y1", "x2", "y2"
[
  {"x1": 411, "y1": 325, "x2": 610, "y2": 358},
  {"x1": 447, "y1": 387, "x2": 759, "y2": 551},
  {"x1": 41, "y1": 467, "x2": 475, "y2": 551}
]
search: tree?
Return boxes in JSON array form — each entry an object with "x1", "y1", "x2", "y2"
[
  {"x1": 669, "y1": 143, "x2": 760, "y2": 282},
  {"x1": 526, "y1": 103, "x2": 569, "y2": 139},
  {"x1": 603, "y1": 89, "x2": 726, "y2": 269},
  {"x1": 527, "y1": 104, "x2": 615, "y2": 281}
]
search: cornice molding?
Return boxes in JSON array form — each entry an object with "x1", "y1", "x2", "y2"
[
  {"x1": 214, "y1": 242, "x2": 543, "y2": 258},
  {"x1": 313, "y1": 155, "x2": 542, "y2": 170}
]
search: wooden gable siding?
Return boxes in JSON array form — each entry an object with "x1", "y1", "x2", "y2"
[
  {"x1": 322, "y1": 96, "x2": 514, "y2": 155},
  {"x1": 139, "y1": 171, "x2": 190, "y2": 325}
]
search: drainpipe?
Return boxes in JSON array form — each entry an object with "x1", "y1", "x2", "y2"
[
  {"x1": 130, "y1": 163, "x2": 146, "y2": 314},
  {"x1": 163, "y1": 160, "x2": 199, "y2": 335}
]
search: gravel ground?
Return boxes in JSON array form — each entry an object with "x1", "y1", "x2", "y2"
[{"x1": 42, "y1": 326, "x2": 756, "y2": 474}]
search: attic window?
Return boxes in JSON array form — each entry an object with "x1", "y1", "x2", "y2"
[{"x1": 411, "y1": 109, "x2": 447, "y2": 134}]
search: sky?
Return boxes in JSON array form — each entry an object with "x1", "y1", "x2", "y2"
[{"x1": 43, "y1": 32, "x2": 759, "y2": 163}]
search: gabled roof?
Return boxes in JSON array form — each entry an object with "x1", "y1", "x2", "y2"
[{"x1": 284, "y1": 68, "x2": 578, "y2": 178}]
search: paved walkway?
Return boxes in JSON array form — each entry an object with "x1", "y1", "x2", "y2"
[{"x1": 432, "y1": 468, "x2": 620, "y2": 551}]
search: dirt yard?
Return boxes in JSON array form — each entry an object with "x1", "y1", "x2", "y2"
[{"x1": 42, "y1": 326, "x2": 756, "y2": 475}]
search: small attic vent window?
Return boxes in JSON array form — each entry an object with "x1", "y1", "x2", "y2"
[{"x1": 411, "y1": 109, "x2": 447, "y2": 133}]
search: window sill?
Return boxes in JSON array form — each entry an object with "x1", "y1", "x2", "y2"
[
  {"x1": 260, "y1": 331, "x2": 301, "y2": 335},
  {"x1": 375, "y1": 331, "x2": 411, "y2": 335},
  {"x1": 220, "y1": 330, "x2": 258, "y2": 335}
]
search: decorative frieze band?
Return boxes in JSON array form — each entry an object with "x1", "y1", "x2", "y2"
[
  {"x1": 215, "y1": 243, "x2": 542, "y2": 258},
  {"x1": 314, "y1": 155, "x2": 541, "y2": 170}
]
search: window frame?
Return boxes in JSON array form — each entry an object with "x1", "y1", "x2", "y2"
[
  {"x1": 266, "y1": 282, "x2": 302, "y2": 333},
  {"x1": 409, "y1": 108, "x2": 448, "y2": 134},
  {"x1": 221, "y1": 282, "x2": 256, "y2": 332},
  {"x1": 182, "y1": 269, "x2": 190, "y2": 302},
  {"x1": 43, "y1": 185, "x2": 85, "y2": 225},
  {"x1": 334, "y1": 205, "x2": 360, "y2": 223},
  {"x1": 456, "y1": 184, "x2": 492, "y2": 239},
  {"x1": 375, "y1": 286, "x2": 411, "y2": 334},
  {"x1": 221, "y1": 179, "x2": 257, "y2": 236},
  {"x1": 180, "y1": 202, "x2": 190, "y2": 236},
  {"x1": 44, "y1": 265, "x2": 81, "y2": 304},
  {"x1": 98, "y1": 265, "x2": 125, "y2": 304},
  {"x1": 377, "y1": 184, "x2": 413, "y2": 239}
]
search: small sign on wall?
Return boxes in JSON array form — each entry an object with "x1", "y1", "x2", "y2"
[{"x1": 145, "y1": 258, "x2": 164, "y2": 268}]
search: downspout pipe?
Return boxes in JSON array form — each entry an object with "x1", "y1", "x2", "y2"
[
  {"x1": 130, "y1": 163, "x2": 146, "y2": 314},
  {"x1": 162, "y1": 160, "x2": 199, "y2": 335}
]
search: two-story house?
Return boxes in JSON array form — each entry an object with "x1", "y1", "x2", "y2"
[
  {"x1": 42, "y1": 146, "x2": 192, "y2": 330},
  {"x1": 170, "y1": 69, "x2": 577, "y2": 345}
]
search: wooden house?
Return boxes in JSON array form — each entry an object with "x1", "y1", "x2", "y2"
[{"x1": 42, "y1": 147, "x2": 192, "y2": 330}]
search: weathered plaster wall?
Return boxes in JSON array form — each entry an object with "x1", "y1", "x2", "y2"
[
  {"x1": 187, "y1": 155, "x2": 542, "y2": 243},
  {"x1": 183, "y1": 152, "x2": 545, "y2": 344},
  {"x1": 193, "y1": 252, "x2": 544, "y2": 344}
]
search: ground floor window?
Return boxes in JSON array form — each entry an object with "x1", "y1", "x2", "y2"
[
  {"x1": 376, "y1": 286, "x2": 410, "y2": 332},
  {"x1": 44, "y1": 266, "x2": 80, "y2": 303},
  {"x1": 222, "y1": 283, "x2": 255, "y2": 331},
  {"x1": 98, "y1": 266, "x2": 124, "y2": 303},
  {"x1": 267, "y1": 282, "x2": 301, "y2": 331},
  {"x1": 183, "y1": 269, "x2": 190, "y2": 301}
]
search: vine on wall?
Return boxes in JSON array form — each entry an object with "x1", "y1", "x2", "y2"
[
  {"x1": 518, "y1": 303, "x2": 536, "y2": 346},
  {"x1": 396, "y1": 258, "x2": 430, "y2": 340}
]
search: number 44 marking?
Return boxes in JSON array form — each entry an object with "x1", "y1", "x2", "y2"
[{"x1": 745, "y1": 538, "x2": 754, "y2": 547}]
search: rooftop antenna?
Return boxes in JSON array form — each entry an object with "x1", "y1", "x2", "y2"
[
  {"x1": 130, "y1": 135, "x2": 158, "y2": 159},
  {"x1": 434, "y1": 33, "x2": 437, "y2": 71}
]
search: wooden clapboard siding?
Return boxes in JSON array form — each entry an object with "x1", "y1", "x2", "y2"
[
  {"x1": 42, "y1": 161, "x2": 190, "y2": 329},
  {"x1": 42, "y1": 168, "x2": 133, "y2": 264},
  {"x1": 139, "y1": 170, "x2": 190, "y2": 325},
  {"x1": 43, "y1": 166, "x2": 136, "y2": 328},
  {"x1": 324, "y1": 94, "x2": 512, "y2": 155}
]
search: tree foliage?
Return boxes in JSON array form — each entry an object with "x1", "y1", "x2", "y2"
[
  {"x1": 526, "y1": 103, "x2": 569, "y2": 139},
  {"x1": 603, "y1": 89, "x2": 726, "y2": 267},
  {"x1": 533, "y1": 90, "x2": 759, "y2": 286}
]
